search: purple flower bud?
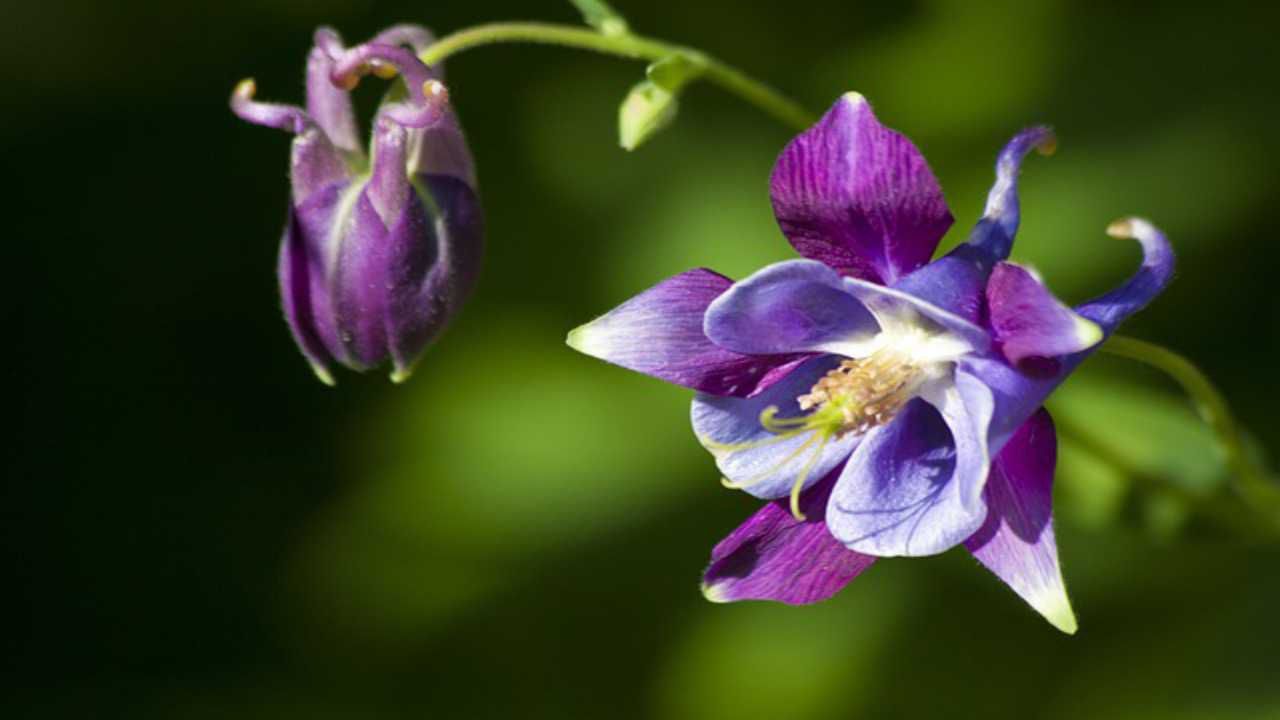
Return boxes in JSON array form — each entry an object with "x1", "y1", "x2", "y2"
[{"x1": 232, "y1": 26, "x2": 483, "y2": 385}]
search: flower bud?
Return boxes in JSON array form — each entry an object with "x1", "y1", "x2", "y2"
[
  {"x1": 618, "y1": 80, "x2": 678, "y2": 151},
  {"x1": 232, "y1": 25, "x2": 483, "y2": 384}
]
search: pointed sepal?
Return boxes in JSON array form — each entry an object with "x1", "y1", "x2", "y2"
[{"x1": 964, "y1": 408, "x2": 1077, "y2": 634}]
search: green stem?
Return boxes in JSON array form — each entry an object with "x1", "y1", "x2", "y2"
[
  {"x1": 1102, "y1": 334, "x2": 1280, "y2": 526},
  {"x1": 417, "y1": 22, "x2": 816, "y2": 131}
]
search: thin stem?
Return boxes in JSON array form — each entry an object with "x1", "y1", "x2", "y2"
[
  {"x1": 1102, "y1": 334, "x2": 1280, "y2": 527},
  {"x1": 418, "y1": 22, "x2": 816, "y2": 131}
]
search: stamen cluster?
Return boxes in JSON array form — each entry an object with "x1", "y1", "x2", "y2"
[{"x1": 797, "y1": 351, "x2": 924, "y2": 437}]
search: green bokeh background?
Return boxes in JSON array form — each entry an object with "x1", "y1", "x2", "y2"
[{"x1": 10, "y1": 1, "x2": 1280, "y2": 717}]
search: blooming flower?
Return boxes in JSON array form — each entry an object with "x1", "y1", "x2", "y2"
[
  {"x1": 231, "y1": 25, "x2": 483, "y2": 384},
  {"x1": 567, "y1": 93, "x2": 1173, "y2": 632}
]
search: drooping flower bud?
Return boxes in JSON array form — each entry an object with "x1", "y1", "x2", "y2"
[{"x1": 232, "y1": 25, "x2": 483, "y2": 385}]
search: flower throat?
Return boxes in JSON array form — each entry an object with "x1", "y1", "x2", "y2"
[{"x1": 720, "y1": 346, "x2": 932, "y2": 521}]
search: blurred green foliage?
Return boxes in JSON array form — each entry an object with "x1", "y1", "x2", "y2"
[{"x1": 9, "y1": 0, "x2": 1280, "y2": 718}]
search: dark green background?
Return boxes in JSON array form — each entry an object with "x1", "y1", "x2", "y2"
[{"x1": 10, "y1": 1, "x2": 1280, "y2": 717}]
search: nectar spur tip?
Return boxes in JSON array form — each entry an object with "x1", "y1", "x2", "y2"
[{"x1": 1105, "y1": 218, "x2": 1135, "y2": 239}]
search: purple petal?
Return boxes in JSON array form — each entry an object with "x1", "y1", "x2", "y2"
[
  {"x1": 826, "y1": 372, "x2": 994, "y2": 557},
  {"x1": 703, "y1": 260, "x2": 881, "y2": 356},
  {"x1": 279, "y1": 183, "x2": 350, "y2": 383},
  {"x1": 366, "y1": 116, "x2": 412, "y2": 225},
  {"x1": 288, "y1": 127, "x2": 350, "y2": 205},
  {"x1": 987, "y1": 262, "x2": 1102, "y2": 365},
  {"x1": 408, "y1": 107, "x2": 479, "y2": 190},
  {"x1": 331, "y1": 190, "x2": 393, "y2": 368},
  {"x1": 331, "y1": 44, "x2": 446, "y2": 130},
  {"x1": 385, "y1": 174, "x2": 485, "y2": 381},
  {"x1": 691, "y1": 356, "x2": 862, "y2": 500},
  {"x1": 964, "y1": 408, "x2": 1076, "y2": 634},
  {"x1": 369, "y1": 24, "x2": 436, "y2": 53},
  {"x1": 891, "y1": 126, "x2": 1055, "y2": 321},
  {"x1": 703, "y1": 467, "x2": 876, "y2": 605},
  {"x1": 306, "y1": 27, "x2": 361, "y2": 154},
  {"x1": 229, "y1": 79, "x2": 310, "y2": 134},
  {"x1": 770, "y1": 93, "x2": 953, "y2": 284},
  {"x1": 567, "y1": 269, "x2": 807, "y2": 397}
]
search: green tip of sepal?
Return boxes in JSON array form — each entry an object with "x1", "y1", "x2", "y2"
[
  {"x1": 1031, "y1": 580, "x2": 1079, "y2": 635},
  {"x1": 389, "y1": 365, "x2": 414, "y2": 384},
  {"x1": 841, "y1": 91, "x2": 867, "y2": 107},
  {"x1": 311, "y1": 364, "x2": 337, "y2": 387},
  {"x1": 1045, "y1": 599, "x2": 1079, "y2": 635},
  {"x1": 565, "y1": 323, "x2": 593, "y2": 354},
  {"x1": 619, "y1": 80, "x2": 678, "y2": 151},
  {"x1": 1073, "y1": 314, "x2": 1105, "y2": 350},
  {"x1": 700, "y1": 581, "x2": 730, "y2": 604}
]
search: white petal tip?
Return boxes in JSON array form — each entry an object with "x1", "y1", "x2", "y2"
[
  {"x1": 389, "y1": 367, "x2": 413, "y2": 384},
  {"x1": 1106, "y1": 217, "x2": 1155, "y2": 240},
  {"x1": 701, "y1": 582, "x2": 731, "y2": 603}
]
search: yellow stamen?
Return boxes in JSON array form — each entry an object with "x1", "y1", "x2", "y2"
[
  {"x1": 788, "y1": 431, "x2": 831, "y2": 521},
  {"x1": 720, "y1": 430, "x2": 821, "y2": 490}
]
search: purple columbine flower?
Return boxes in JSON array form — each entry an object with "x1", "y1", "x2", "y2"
[
  {"x1": 232, "y1": 25, "x2": 483, "y2": 385},
  {"x1": 567, "y1": 93, "x2": 1173, "y2": 633}
]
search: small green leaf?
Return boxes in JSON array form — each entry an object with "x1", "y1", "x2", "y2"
[
  {"x1": 618, "y1": 80, "x2": 678, "y2": 151},
  {"x1": 568, "y1": 0, "x2": 629, "y2": 36}
]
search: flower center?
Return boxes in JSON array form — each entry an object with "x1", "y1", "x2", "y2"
[
  {"x1": 793, "y1": 347, "x2": 929, "y2": 438},
  {"x1": 709, "y1": 332, "x2": 961, "y2": 523}
]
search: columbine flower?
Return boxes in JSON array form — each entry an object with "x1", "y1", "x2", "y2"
[
  {"x1": 231, "y1": 25, "x2": 483, "y2": 385},
  {"x1": 567, "y1": 93, "x2": 1173, "y2": 632}
]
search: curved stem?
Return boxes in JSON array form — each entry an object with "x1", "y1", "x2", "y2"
[
  {"x1": 418, "y1": 22, "x2": 816, "y2": 131},
  {"x1": 1102, "y1": 335, "x2": 1280, "y2": 527}
]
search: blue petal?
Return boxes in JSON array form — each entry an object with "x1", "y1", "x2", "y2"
[
  {"x1": 841, "y1": 277, "x2": 991, "y2": 359},
  {"x1": 826, "y1": 372, "x2": 994, "y2": 557},
  {"x1": 704, "y1": 260, "x2": 881, "y2": 356},
  {"x1": 1077, "y1": 218, "x2": 1176, "y2": 332},
  {"x1": 971, "y1": 126, "x2": 1056, "y2": 259}
]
